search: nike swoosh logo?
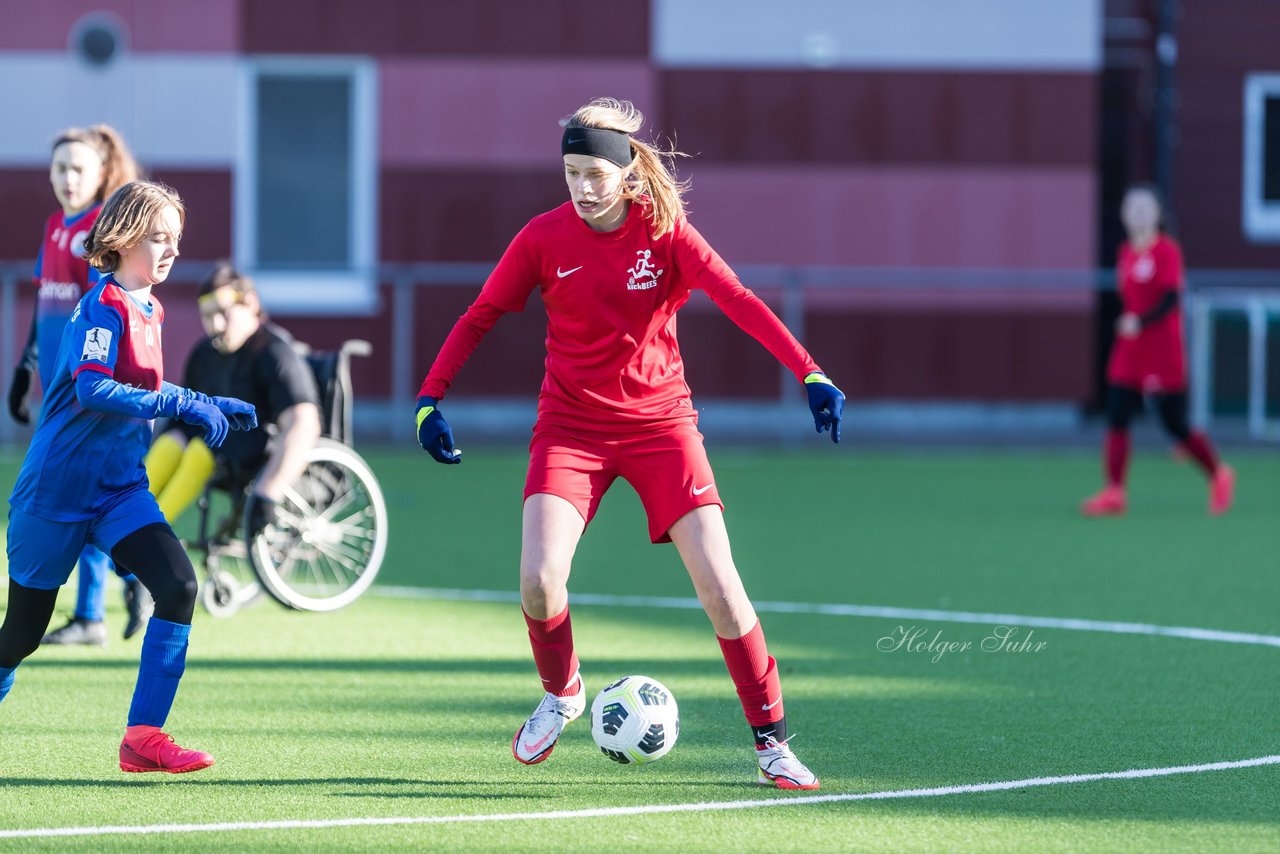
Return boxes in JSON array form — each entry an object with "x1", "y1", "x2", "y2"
[
  {"x1": 692, "y1": 483, "x2": 715, "y2": 495},
  {"x1": 761, "y1": 698, "x2": 781, "y2": 711},
  {"x1": 121, "y1": 743, "x2": 159, "y2": 768},
  {"x1": 557, "y1": 266, "x2": 583, "y2": 278},
  {"x1": 522, "y1": 730, "x2": 555, "y2": 756}
]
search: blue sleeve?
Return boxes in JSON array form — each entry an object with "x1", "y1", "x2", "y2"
[
  {"x1": 76, "y1": 371, "x2": 185, "y2": 419},
  {"x1": 66, "y1": 294, "x2": 123, "y2": 379},
  {"x1": 33, "y1": 243, "x2": 44, "y2": 279}
]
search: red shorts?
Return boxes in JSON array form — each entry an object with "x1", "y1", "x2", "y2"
[
  {"x1": 524, "y1": 423, "x2": 723, "y2": 543},
  {"x1": 1107, "y1": 325, "x2": 1188, "y2": 393}
]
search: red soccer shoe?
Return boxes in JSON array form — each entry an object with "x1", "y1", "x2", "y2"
[
  {"x1": 1081, "y1": 485, "x2": 1126, "y2": 517},
  {"x1": 1209, "y1": 464, "x2": 1235, "y2": 516},
  {"x1": 120, "y1": 725, "x2": 215, "y2": 774}
]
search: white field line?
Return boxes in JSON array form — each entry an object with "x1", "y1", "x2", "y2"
[
  {"x1": 2, "y1": 754, "x2": 1277, "y2": 840},
  {"x1": 375, "y1": 586, "x2": 1280, "y2": 649}
]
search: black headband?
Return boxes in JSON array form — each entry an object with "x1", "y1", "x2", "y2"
[{"x1": 561, "y1": 125, "x2": 634, "y2": 167}]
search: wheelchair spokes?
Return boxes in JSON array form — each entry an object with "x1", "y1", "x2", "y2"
[{"x1": 245, "y1": 439, "x2": 387, "y2": 612}]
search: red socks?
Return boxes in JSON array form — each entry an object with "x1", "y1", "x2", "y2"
[
  {"x1": 523, "y1": 607, "x2": 580, "y2": 697},
  {"x1": 717, "y1": 620, "x2": 783, "y2": 726},
  {"x1": 1181, "y1": 431, "x2": 1220, "y2": 477},
  {"x1": 1105, "y1": 428, "x2": 1130, "y2": 487}
]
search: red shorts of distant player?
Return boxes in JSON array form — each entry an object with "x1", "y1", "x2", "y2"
[
  {"x1": 524, "y1": 422, "x2": 723, "y2": 543},
  {"x1": 1107, "y1": 329, "x2": 1187, "y2": 394}
]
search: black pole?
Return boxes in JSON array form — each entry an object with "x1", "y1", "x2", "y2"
[{"x1": 1153, "y1": 0, "x2": 1179, "y2": 205}]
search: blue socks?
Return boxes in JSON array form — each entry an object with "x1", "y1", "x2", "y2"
[
  {"x1": 0, "y1": 665, "x2": 15, "y2": 704},
  {"x1": 127, "y1": 618, "x2": 190, "y2": 727}
]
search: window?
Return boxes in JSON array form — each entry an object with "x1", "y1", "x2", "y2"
[
  {"x1": 1242, "y1": 74, "x2": 1280, "y2": 242},
  {"x1": 236, "y1": 58, "x2": 377, "y2": 313}
]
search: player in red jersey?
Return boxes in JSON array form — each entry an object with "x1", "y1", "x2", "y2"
[
  {"x1": 415, "y1": 98, "x2": 844, "y2": 790},
  {"x1": 5, "y1": 125, "x2": 154, "y2": 645},
  {"x1": 1082, "y1": 185, "x2": 1234, "y2": 516}
]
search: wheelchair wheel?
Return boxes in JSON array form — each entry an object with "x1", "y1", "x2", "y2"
[
  {"x1": 199, "y1": 557, "x2": 263, "y2": 618},
  {"x1": 244, "y1": 438, "x2": 387, "y2": 611}
]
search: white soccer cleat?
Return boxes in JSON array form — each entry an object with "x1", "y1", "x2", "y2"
[
  {"x1": 512, "y1": 674, "x2": 586, "y2": 765},
  {"x1": 755, "y1": 735, "x2": 820, "y2": 790}
]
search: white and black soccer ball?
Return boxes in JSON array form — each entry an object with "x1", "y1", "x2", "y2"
[{"x1": 590, "y1": 675, "x2": 680, "y2": 765}]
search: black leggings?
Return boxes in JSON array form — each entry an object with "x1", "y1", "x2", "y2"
[
  {"x1": 1106, "y1": 386, "x2": 1192, "y2": 441},
  {"x1": 0, "y1": 523, "x2": 196, "y2": 668}
]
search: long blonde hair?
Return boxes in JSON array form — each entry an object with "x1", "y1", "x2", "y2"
[
  {"x1": 563, "y1": 98, "x2": 689, "y2": 238},
  {"x1": 83, "y1": 181, "x2": 185, "y2": 272},
  {"x1": 52, "y1": 124, "x2": 141, "y2": 204}
]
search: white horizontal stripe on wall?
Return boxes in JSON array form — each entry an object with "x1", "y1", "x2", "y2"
[
  {"x1": 0, "y1": 52, "x2": 238, "y2": 167},
  {"x1": 653, "y1": 0, "x2": 1102, "y2": 71}
]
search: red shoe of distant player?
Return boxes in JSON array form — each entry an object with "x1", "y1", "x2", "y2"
[
  {"x1": 1081, "y1": 485, "x2": 1126, "y2": 517},
  {"x1": 120, "y1": 725, "x2": 215, "y2": 774},
  {"x1": 1209, "y1": 464, "x2": 1235, "y2": 516}
]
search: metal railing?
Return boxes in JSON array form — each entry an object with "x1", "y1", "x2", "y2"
[{"x1": 4, "y1": 260, "x2": 1278, "y2": 443}]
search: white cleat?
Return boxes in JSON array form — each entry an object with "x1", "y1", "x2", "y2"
[
  {"x1": 512, "y1": 674, "x2": 585, "y2": 765},
  {"x1": 756, "y1": 735, "x2": 820, "y2": 790}
]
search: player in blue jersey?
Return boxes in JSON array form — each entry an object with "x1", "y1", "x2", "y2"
[
  {"x1": 0, "y1": 181, "x2": 257, "y2": 774},
  {"x1": 6, "y1": 125, "x2": 152, "y2": 646}
]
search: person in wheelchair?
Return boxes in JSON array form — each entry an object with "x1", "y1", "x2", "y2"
[{"x1": 145, "y1": 264, "x2": 321, "y2": 538}]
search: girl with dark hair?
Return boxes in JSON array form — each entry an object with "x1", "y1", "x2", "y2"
[
  {"x1": 8, "y1": 125, "x2": 150, "y2": 645},
  {"x1": 1082, "y1": 185, "x2": 1234, "y2": 516}
]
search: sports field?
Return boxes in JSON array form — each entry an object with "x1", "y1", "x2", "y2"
[{"x1": 0, "y1": 446, "x2": 1277, "y2": 851}]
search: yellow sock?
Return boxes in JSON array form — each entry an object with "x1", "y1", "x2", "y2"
[
  {"x1": 156, "y1": 440, "x2": 216, "y2": 522},
  {"x1": 144, "y1": 432, "x2": 184, "y2": 497}
]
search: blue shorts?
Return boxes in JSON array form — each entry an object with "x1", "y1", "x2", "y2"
[{"x1": 6, "y1": 489, "x2": 168, "y2": 590}]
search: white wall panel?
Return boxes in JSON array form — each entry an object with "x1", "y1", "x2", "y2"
[
  {"x1": 0, "y1": 53, "x2": 238, "y2": 166},
  {"x1": 654, "y1": 0, "x2": 1102, "y2": 70}
]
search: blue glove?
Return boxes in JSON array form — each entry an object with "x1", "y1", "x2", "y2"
[
  {"x1": 212, "y1": 396, "x2": 258, "y2": 431},
  {"x1": 416, "y1": 396, "x2": 461, "y2": 464},
  {"x1": 804, "y1": 372, "x2": 845, "y2": 443},
  {"x1": 176, "y1": 396, "x2": 230, "y2": 448}
]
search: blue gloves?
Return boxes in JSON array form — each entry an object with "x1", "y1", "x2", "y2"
[
  {"x1": 183, "y1": 390, "x2": 257, "y2": 432},
  {"x1": 211, "y1": 396, "x2": 258, "y2": 431},
  {"x1": 804, "y1": 372, "x2": 845, "y2": 443},
  {"x1": 416, "y1": 396, "x2": 461, "y2": 464},
  {"x1": 176, "y1": 396, "x2": 230, "y2": 448}
]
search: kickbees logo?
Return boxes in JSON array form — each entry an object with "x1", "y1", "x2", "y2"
[{"x1": 626, "y1": 249, "x2": 663, "y2": 291}]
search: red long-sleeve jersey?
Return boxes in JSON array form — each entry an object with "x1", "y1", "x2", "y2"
[{"x1": 419, "y1": 201, "x2": 821, "y2": 433}]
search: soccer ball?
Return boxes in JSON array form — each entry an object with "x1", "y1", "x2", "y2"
[{"x1": 590, "y1": 675, "x2": 680, "y2": 764}]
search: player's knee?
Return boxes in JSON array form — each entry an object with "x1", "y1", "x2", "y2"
[
  {"x1": 520, "y1": 561, "x2": 567, "y2": 598},
  {"x1": 150, "y1": 574, "x2": 198, "y2": 623}
]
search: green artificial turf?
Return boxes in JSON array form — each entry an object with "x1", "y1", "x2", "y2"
[{"x1": 0, "y1": 446, "x2": 1276, "y2": 851}]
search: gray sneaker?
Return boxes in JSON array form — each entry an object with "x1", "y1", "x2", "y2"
[
  {"x1": 123, "y1": 579, "x2": 153, "y2": 640},
  {"x1": 41, "y1": 618, "x2": 108, "y2": 647}
]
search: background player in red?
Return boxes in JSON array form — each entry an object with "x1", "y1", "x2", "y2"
[
  {"x1": 6, "y1": 125, "x2": 152, "y2": 645},
  {"x1": 1082, "y1": 184, "x2": 1234, "y2": 516},
  {"x1": 0, "y1": 181, "x2": 256, "y2": 773},
  {"x1": 415, "y1": 98, "x2": 844, "y2": 790}
]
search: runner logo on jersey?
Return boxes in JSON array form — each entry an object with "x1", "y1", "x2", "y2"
[
  {"x1": 82, "y1": 327, "x2": 112, "y2": 362},
  {"x1": 1131, "y1": 254, "x2": 1155, "y2": 282},
  {"x1": 626, "y1": 249, "x2": 663, "y2": 291}
]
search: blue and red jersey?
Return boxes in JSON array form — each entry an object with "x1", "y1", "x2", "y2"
[
  {"x1": 32, "y1": 206, "x2": 104, "y2": 386},
  {"x1": 9, "y1": 276, "x2": 182, "y2": 521}
]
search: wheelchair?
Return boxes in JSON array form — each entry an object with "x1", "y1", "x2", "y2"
[{"x1": 191, "y1": 339, "x2": 388, "y2": 616}]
